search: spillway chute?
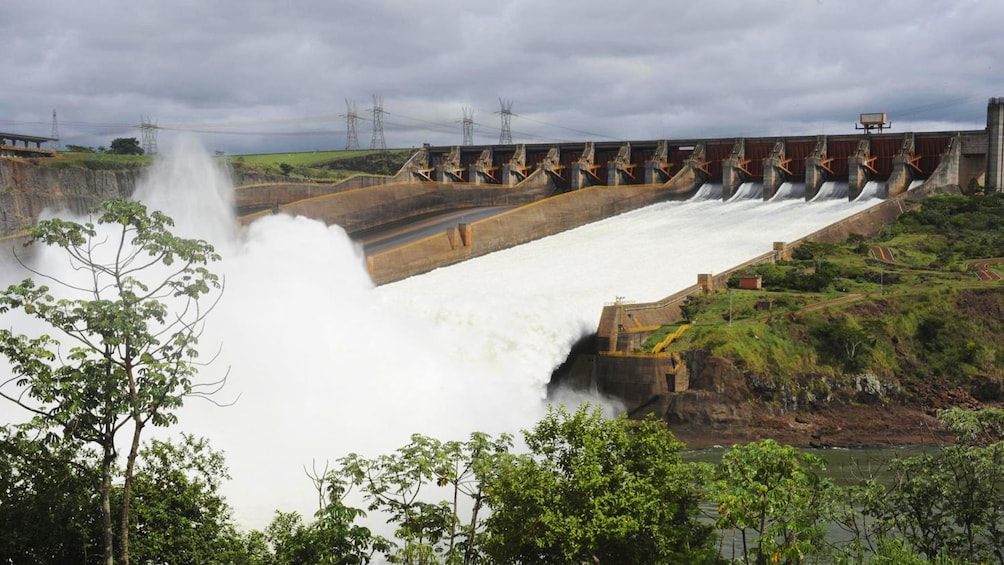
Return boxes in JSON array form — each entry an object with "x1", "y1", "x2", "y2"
[
  {"x1": 691, "y1": 182, "x2": 723, "y2": 200},
  {"x1": 769, "y1": 182, "x2": 806, "y2": 201},
  {"x1": 728, "y1": 182, "x2": 763, "y2": 202},
  {"x1": 855, "y1": 181, "x2": 887, "y2": 201},
  {"x1": 811, "y1": 181, "x2": 849, "y2": 201}
]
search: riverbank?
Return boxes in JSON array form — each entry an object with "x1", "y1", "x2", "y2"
[{"x1": 670, "y1": 403, "x2": 959, "y2": 449}]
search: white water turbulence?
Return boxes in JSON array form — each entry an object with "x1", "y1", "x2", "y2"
[
  {"x1": 813, "y1": 180, "x2": 850, "y2": 201},
  {"x1": 692, "y1": 182, "x2": 723, "y2": 200},
  {"x1": 0, "y1": 138, "x2": 885, "y2": 530},
  {"x1": 856, "y1": 181, "x2": 887, "y2": 201},
  {"x1": 728, "y1": 182, "x2": 763, "y2": 201},
  {"x1": 770, "y1": 181, "x2": 806, "y2": 201}
]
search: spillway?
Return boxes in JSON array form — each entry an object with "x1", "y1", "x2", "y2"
[{"x1": 0, "y1": 140, "x2": 888, "y2": 529}]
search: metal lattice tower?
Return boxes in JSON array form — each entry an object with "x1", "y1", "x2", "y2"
[
  {"x1": 344, "y1": 99, "x2": 360, "y2": 150},
  {"x1": 140, "y1": 116, "x2": 158, "y2": 155},
  {"x1": 462, "y1": 106, "x2": 475, "y2": 146},
  {"x1": 369, "y1": 94, "x2": 386, "y2": 150},
  {"x1": 497, "y1": 98, "x2": 513, "y2": 145},
  {"x1": 50, "y1": 109, "x2": 61, "y2": 149}
]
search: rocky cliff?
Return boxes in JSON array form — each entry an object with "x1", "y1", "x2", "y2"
[
  {"x1": 0, "y1": 159, "x2": 139, "y2": 233},
  {"x1": 0, "y1": 158, "x2": 290, "y2": 235}
]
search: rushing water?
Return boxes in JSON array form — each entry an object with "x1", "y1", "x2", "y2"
[{"x1": 0, "y1": 139, "x2": 890, "y2": 528}]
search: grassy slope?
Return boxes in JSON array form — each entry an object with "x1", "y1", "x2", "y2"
[
  {"x1": 650, "y1": 193, "x2": 1004, "y2": 403},
  {"x1": 32, "y1": 149, "x2": 413, "y2": 181}
]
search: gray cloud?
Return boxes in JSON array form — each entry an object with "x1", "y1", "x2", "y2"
[{"x1": 2, "y1": 0, "x2": 1000, "y2": 153}]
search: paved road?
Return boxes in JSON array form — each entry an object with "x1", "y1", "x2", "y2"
[
  {"x1": 355, "y1": 206, "x2": 513, "y2": 254},
  {"x1": 871, "y1": 246, "x2": 895, "y2": 263},
  {"x1": 966, "y1": 258, "x2": 1004, "y2": 282}
]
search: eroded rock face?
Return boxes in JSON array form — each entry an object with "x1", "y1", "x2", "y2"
[
  {"x1": 0, "y1": 159, "x2": 139, "y2": 233},
  {"x1": 0, "y1": 159, "x2": 283, "y2": 234}
]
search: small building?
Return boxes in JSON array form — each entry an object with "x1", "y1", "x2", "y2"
[{"x1": 738, "y1": 275, "x2": 762, "y2": 290}]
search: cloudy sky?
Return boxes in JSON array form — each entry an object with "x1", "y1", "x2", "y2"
[{"x1": 2, "y1": 0, "x2": 1001, "y2": 154}]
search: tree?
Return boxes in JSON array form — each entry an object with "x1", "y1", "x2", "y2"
[
  {"x1": 339, "y1": 434, "x2": 458, "y2": 564},
  {"x1": 712, "y1": 439, "x2": 833, "y2": 565},
  {"x1": 108, "y1": 137, "x2": 144, "y2": 155},
  {"x1": 0, "y1": 199, "x2": 223, "y2": 565},
  {"x1": 480, "y1": 405, "x2": 718, "y2": 564},
  {"x1": 858, "y1": 409, "x2": 1004, "y2": 562},
  {"x1": 265, "y1": 476, "x2": 391, "y2": 565},
  {"x1": 0, "y1": 427, "x2": 102, "y2": 564},
  {"x1": 279, "y1": 162, "x2": 294, "y2": 176},
  {"x1": 127, "y1": 435, "x2": 247, "y2": 564}
]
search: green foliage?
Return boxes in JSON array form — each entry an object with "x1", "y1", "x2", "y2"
[
  {"x1": 279, "y1": 162, "x2": 294, "y2": 175},
  {"x1": 0, "y1": 198, "x2": 222, "y2": 565},
  {"x1": 713, "y1": 439, "x2": 834, "y2": 564},
  {"x1": 265, "y1": 479, "x2": 390, "y2": 565},
  {"x1": 128, "y1": 435, "x2": 246, "y2": 564},
  {"x1": 808, "y1": 316, "x2": 874, "y2": 373},
  {"x1": 230, "y1": 149, "x2": 413, "y2": 180},
  {"x1": 108, "y1": 137, "x2": 144, "y2": 155},
  {"x1": 336, "y1": 432, "x2": 511, "y2": 564},
  {"x1": 0, "y1": 427, "x2": 102, "y2": 563},
  {"x1": 481, "y1": 405, "x2": 718, "y2": 564}
]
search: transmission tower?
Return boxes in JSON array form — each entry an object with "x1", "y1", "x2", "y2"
[
  {"x1": 140, "y1": 116, "x2": 158, "y2": 155},
  {"x1": 369, "y1": 94, "x2": 386, "y2": 150},
  {"x1": 462, "y1": 106, "x2": 475, "y2": 146},
  {"x1": 497, "y1": 98, "x2": 513, "y2": 145},
  {"x1": 49, "y1": 108, "x2": 60, "y2": 149},
  {"x1": 344, "y1": 99, "x2": 360, "y2": 150}
]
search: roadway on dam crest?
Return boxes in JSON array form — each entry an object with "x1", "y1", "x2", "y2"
[{"x1": 355, "y1": 206, "x2": 513, "y2": 254}]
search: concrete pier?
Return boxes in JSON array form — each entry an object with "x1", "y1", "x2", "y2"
[
  {"x1": 570, "y1": 142, "x2": 598, "y2": 190},
  {"x1": 847, "y1": 139, "x2": 873, "y2": 200},
  {"x1": 988, "y1": 98, "x2": 1004, "y2": 193},
  {"x1": 722, "y1": 138, "x2": 748, "y2": 200},
  {"x1": 468, "y1": 147, "x2": 495, "y2": 184},
  {"x1": 501, "y1": 145, "x2": 528, "y2": 186},
  {"x1": 607, "y1": 143, "x2": 635, "y2": 186},
  {"x1": 762, "y1": 141, "x2": 789, "y2": 199},
  {"x1": 644, "y1": 141, "x2": 672, "y2": 184}
]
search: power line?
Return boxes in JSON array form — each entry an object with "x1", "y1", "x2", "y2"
[{"x1": 515, "y1": 113, "x2": 620, "y2": 141}]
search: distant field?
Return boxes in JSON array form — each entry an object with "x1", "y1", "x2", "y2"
[
  {"x1": 231, "y1": 150, "x2": 376, "y2": 167},
  {"x1": 40, "y1": 152, "x2": 151, "y2": 170},
  {"x1": 31, "y1": 148, "x2": 413, "y2": 180}
]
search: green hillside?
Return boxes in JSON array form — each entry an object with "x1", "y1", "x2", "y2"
[{"x1": 656, "y1": 193, "x2": 1004, "y2": 405}]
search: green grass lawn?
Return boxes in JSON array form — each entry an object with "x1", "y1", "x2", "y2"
[{"x1": 231, "y1": 150, "x2": 374, "y2": 167}]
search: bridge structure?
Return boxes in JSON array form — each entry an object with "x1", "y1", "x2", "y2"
[
  {"x1": 0, "y1": 131, "x2": 58, "y2": 158},
  {"x1": 236, "y1": 99, "x2": 1004, "y2": 285}
]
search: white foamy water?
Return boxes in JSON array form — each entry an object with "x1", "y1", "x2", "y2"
[
  {"x1": 728, "y1": 181, "x2": 763, "y2": 201},
  {"x1": 813, "y1": 180, "x2": 850, "y2": 200},
  {"x1": 856, "y1": 180, "x2": 888, "y2": 201},
  {"x1": 770, "y1": 181, "x2": 806, "y2": 201},
  {"x1": 0, "y1": 139, "x2": 884, "y2": 529},
  {"x1": 691, "y1": 182, "x2": 723, "y2": 200}
]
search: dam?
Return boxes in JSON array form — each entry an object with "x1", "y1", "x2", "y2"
[
  {"x1": 231, "y1": 101, "x2": 1000, "y2": 285},
  {"x1": 1, "y1": 101, "x2": 1003, "y2": 528}
]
